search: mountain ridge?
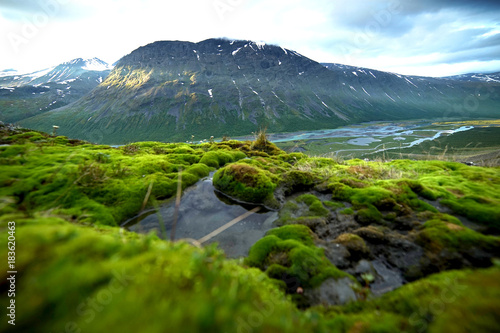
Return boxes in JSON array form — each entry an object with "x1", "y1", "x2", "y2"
[{"x1": 0, "y1": 58, "x2": 112, "y2": 123}]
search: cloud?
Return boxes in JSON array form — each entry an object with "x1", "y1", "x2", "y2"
[
  {"x1": 312, "y1": 0, "x2": 500, "y2": 74},
  {"x1": 0, "y1": 0, "x2": 499, "y2": 76},
  {"x1": 0, "y1": 0, "x2": 91, "y2": 20}
]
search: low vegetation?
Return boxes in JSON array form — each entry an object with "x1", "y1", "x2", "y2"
[{"x1": 1, "y1": 123, "x2": 499, "y2": 332}]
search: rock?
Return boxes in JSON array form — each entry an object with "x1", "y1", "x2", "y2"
[
  {"x1": 304, "y1": 277, "x2": 357, "y2": 306},
  {"x1": 315, "y1": 212, "x2": 360, "y2": 240},
  {"x1": 334, "y1": 233, "x2": 371, "y2": 260},
  {"x1": 353, "y1": 226, "x2": 386, "y2": 244},
  {"x1": 353, "y1": 260, "x2": 375, "y2": 275},
  {"x1": 370, "y1": 259, "x2": 404, "y2": 296},
  {"x1": 323, "y1": 243, "x2": 351, "y2": 269}
]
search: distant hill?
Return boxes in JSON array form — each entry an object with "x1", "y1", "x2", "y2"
[
  {"x1": 11, "y1": 39, "x2": 500, "y2": 144},
  {"x1": 0, "y1": 58, "x2": 112, "y2": 123},
  {"x1": 444, "y1": 72, "x2": 500, "y2": 83}
]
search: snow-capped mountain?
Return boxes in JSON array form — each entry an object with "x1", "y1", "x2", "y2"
[
  {"x1": 0, "y1": 69, "x2": 19, "y2": 77},
  {"x1": 17, "y1": 39, "x2": 500, "y2": 144},
  {"x1": 0, "y1": 57, "x2": 113, "y2": 88},
  {"x1": 444, "y1": 72, "x2": 500, "y2": 83},
  {"x1": 0, "y1": 58, "x2": 113, "y2": 123}
]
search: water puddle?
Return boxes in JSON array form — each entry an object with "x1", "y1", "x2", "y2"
[
  {"x1": 347, "y1": 137, "x2": 382, "y2": 146},
  {"x1": 122, "y1": 173, "x2": 278, "y2": 257}
]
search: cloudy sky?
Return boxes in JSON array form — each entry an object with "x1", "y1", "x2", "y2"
[{"x1": 1, "y1": 0, "x2": 499, "y2": 76}]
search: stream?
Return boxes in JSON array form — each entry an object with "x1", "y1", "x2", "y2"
[{"x1": 122, "y1": 172, "x2": 278, "y2": 258}]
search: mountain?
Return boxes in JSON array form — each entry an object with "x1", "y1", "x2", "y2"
[
  {"x1": 0, "y1": 69, "x2": 18, "y2": 77},
  {"x1": 0, "y1": 58, "x2": 112, "y2": 123},
  {"x1": 444, "y1": 72, "x2": 500, "y2": 83},
  {"x1": 16, "y1": 39, "x2": 500, "y2": 144}
]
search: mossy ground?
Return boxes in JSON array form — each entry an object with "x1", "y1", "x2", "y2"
[
  {"x1": 244, "y1": 224, "x2": 353, "y2": 293},
  {"x1": 319, "y1": 266, "x2": 500, "y2": 333},
  {"x1": 1, "y1": 123, "x2": 500, "y2": 332},
  {"x1": 0, "y1": 131, "x2": 247, "y2": 226},
  {"x1": 0, "y1": 218, "x2": 312, "y2": 333}
]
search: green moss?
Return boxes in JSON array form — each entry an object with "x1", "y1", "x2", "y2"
[
  {"x1": 2, "y1": 125, "x2": 500, "y2": 332},
  {"x1": 328, "y1": 182, "x2": 355, "y2": 201},
  {"x1": 353, "y1": 226, "x2": 386, "y2": 243},
  {"x1": 441, "y1": 196, "x2": 500, "y2": 231},
  {"x1": 356, "y1": 205, "x2": 383, "y2": 225},
  {"x1": 279, "y1": 152, "x2": 308, "y2": 163},
  {"x1": 250, "y1": 129, "x2": 283, "y2": 155},
  {"x1": 52, "y1": 135, "x2": 69, "y2": 145},
  {"x1": 0, "y1": 139, "x2": 251, "y2": 226},
  {"x1": 184, "y1": 163, "x2": 211, "y2": 178},
  {"x1": 245, "y1": 225, "x2": 351, "y2": 290},
  {"x1": 334, "y1": 233, "x2": 370, "y2": 257},
  {"x1": 282, "y1": 170, "x2": 318, "y2": 193},
  {"x1": 213, "y1": 163, "x2": 278, "y2": 206},
  {"x1": 405, "y1": 179, "x2": 440, "y2": 200},
  {"x1": 391, "y1": 181, "x2": 439, "y2": 212},
  {"x1": 416, "y1": 214, "x2": 500, "y2": 253},
  {"x1": 340, "y1": 207, "x2": 354, "y2": 215},
  {"x1": 199, "y1": 150, "x2": 246, "y2": 168},
  {"x1": 328, "y1": 267, "x2": 500, "y2": 333},
  {"x1": 172, "y1": 144, "x2": 196, "y2": 154},
  {"x1": 297, "y1": 194, "x2": 329, "y2": 217},
  {"x1": 276, "y1": 195, "x2": 330, "y2": 227},
  {"x1": 0, "y1": 219, "x2": 315, "y2": 333},
  {"x1": 350, "y1": 186, "x2": 395, "y2": 208},
  {"x1": 7, "y1": 130, "x2": 46, "y2": 142},
  {"x1": 267, "y1": 224, "x2": 316, "y2": 246},
  {"x1": 323, "y1": 201, "x2": 345, "y2": 210}
]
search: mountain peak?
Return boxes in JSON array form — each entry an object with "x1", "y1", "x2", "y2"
[
  {"x1": 116, "y1": 38, "x2": 307, "y2": 68},
  {"x1": 61, "y1": 57, "x2": 113, "y2": 71}
]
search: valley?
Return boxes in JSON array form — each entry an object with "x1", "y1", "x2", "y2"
[{"x1": 274, "y1": 118, "x2": 500, "y2": 165}]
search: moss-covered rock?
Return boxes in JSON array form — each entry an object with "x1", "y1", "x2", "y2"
[
  {"x1": 416, "y1": 213, "x2": 500, "y2": 254},
  {"x1": 355, "y1": 205, "x2": 383, "y2": 225},
  {"x1": 245, "y1": 225, "x2": 353, "y2": 293},
  {"x1": 282, "y1": 170, "x2": 318, "y2": 194},
  {"x1": 322, "y1": 266, "x2": 500, "y2": 333},
  {"x1": 334, "y1": 233, "x2": 370, "y2": 259},
  {"x1": 213, "y1": 163, "x2": 279, "y2": 207},
  {"x1": 275, "y1": 194, "x2": 330, "y2": 229},
  {"x1": 199, "y1": 149, "x2": 246, "y2": 168}
]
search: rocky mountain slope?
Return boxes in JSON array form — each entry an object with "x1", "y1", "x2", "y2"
[
  {"x1": 10, "y1": 39, "x2": 500, "y2": 144},
  {"x1": 0, "y1": 58, "x2": 112, "y2": 123}
]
